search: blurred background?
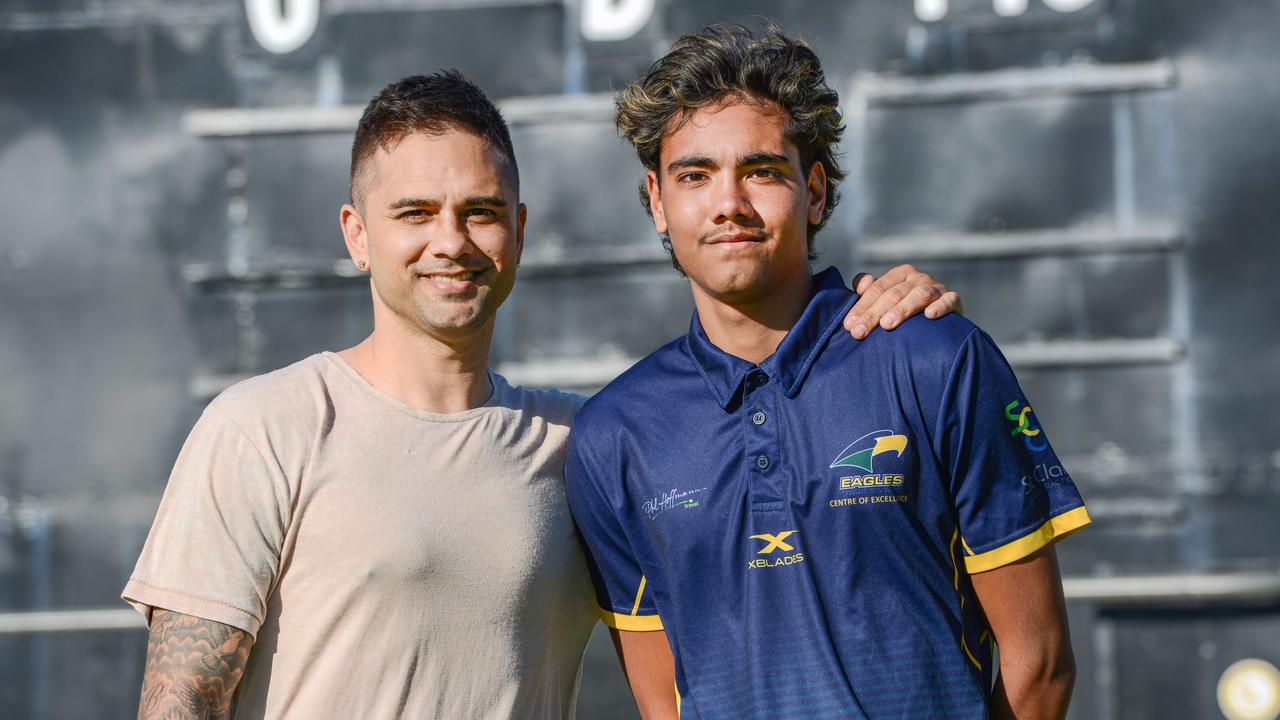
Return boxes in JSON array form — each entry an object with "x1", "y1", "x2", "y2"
[{"x1": 1, "y1": 0, "x2": 1279, "y2": 718}]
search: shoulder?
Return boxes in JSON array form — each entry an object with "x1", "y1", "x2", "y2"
[
  {"x1": 832, "y1": 312, "x2": 983, "y2": 373},
  {"x1": 575, "y1": 337, "x2": 690, "y2": 428},
  {"x1": 491, "y1": 373, "x2": 587, "y2": 428},
  {"x1": 866, "y1": 312, "x2": 979, "y2": 354},
  {"x1": 812, "y1": 314, "x2": 1000, "y2": 416},
  {"x1": 204, "y1": 353, "x2": 337, "y2": 437}
]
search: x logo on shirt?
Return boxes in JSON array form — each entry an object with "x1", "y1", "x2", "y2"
[{"x1": 750, "y1": 531, "x2": 798, "y2": 554}]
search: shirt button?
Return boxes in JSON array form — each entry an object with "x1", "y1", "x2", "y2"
[
  {"x1": 750, "y1": 371, "x2": 769, "y2": 388},
  {"x1": 752, "y1": 411, "x2": 766, "y2": 426},
  {"x1": 755, "y1": 455, "x2": 770, "y2": 470}
]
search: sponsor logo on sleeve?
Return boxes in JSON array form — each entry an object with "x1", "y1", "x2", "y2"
[
  {"x1": 1020, "y1": 461, "x2": 1071, "y2": 495},
  {"x1": 1005, "y1": 400, "x2": 1049, "y2": 452}
]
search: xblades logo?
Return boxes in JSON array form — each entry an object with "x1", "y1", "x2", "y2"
[
  {"x1": 747, "y1": 531, "x2": 804, "y2": 569},
  {"x1": 750, "y1": 531, "x2": 797, "y2": 554}
]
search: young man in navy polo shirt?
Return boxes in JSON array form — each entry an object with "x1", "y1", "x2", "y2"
[{"x1": 565, "y1": 23, "x2": 1090, "y2": 720}]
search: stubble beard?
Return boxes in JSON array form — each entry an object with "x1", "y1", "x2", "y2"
[{"x1": 372, "y1": 271, "x2": 499, "y2": 343}]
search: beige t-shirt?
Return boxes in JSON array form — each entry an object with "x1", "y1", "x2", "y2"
[{"x1": 123, "y1": 352, "x2": 598, "y2": 719}]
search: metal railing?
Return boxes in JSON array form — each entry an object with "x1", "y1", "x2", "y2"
[
  {"x1": 182, "y1": 93, "x2": 615, "y2": 138},
  {"x1": 0, "y1": 609, "x2": 143, "y2": 635},
  {"x1": 856, "y1": 59, "x2": 1177, "y2": 107},
  {"x1": 4, "y1": 571, "x2": 1278, "y2": 635},
  {"x1": 859, "y1": 224, "x2": 1182, "y2": 262}
]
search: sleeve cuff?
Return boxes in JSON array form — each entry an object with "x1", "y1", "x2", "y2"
[
  {"x1": 599, "y1": 607, "x2": 664, "y2": 632},
  {"x1": 122, "y1": 578, "x2": 262, "y2": 637},
  {"x1": 962, "y1": 505, "x2": 1091, "y2": 574}
]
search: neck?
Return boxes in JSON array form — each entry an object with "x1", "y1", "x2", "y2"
[
  {"x1": 691, "y1": 273, "x2": 813, "y2": 365},
  {"x1": 339, "y1": 309, "x2": 494, "y2": 414}
]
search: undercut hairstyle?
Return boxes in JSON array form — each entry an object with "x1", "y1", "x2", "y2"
[
  {"x1": 349, "y1": 70, "x2": 518, "y2": 209},
  {"x1": 615, "y1": 22, "x2": 845, "y2": 273}
]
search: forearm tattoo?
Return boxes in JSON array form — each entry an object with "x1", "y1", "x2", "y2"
[{"x1": 138, "y1": 609, "x2": 254, "y2": 719}]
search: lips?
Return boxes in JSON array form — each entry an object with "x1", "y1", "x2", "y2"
[
  {"x1": 422, "y1": 270, "x2": 476, "y2": 284},
  {"x1": 416, "y1": 266, "x2": 487, "y2": 291},
  {"x1": 707, "y1": 230, "x2": 767, "y2": 246}
]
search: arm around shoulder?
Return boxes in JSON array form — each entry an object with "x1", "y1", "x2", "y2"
[{"x1": 137, "y1": 609, "x2": 255, "y2": 720}]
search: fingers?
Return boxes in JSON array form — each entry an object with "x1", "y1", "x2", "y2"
[
  {"x1": 844, "y1": 264, "x2": 917, "y2": 337},
  {"x1": 879, "y1": 282, "x2": 938, "y2": 329},
  {"x1": 924, "y1": 291, "x2": 964, "y2": 320},
  {"x1": 851, "y1": 272, "x2": 875, "y2": 295},
  {"x1": 844, "y1": 264, "x2": 963, "y2": 339}
]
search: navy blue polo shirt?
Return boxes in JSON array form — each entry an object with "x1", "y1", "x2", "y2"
[{"x1": 564, "y1": 267, "x2": 1090, "y2": 719}]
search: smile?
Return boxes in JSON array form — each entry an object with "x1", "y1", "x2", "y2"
[{"x1": 422, "y1": 271, "x2": 477, "y2": 285}]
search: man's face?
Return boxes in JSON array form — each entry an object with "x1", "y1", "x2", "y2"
[
  {"x1": 343, "y1": 129, "x2": 525, "y2": 341},
  {"x1": 646, "y1": 99, "x2": 826, "y2": 306}
]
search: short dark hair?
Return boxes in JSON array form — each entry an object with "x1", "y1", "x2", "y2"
[
  {"x1": 350, "y1": 70, "x2": 518, "y2": 208},
  {"x1": 615, "y1": 21, "x2": 845, "y2": 272}
]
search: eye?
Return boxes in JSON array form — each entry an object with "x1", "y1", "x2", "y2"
[
  {"x1": 677, "y1": 171, "x2": 708, "y2": 185},
  {"x1": 397, "y1": 209, "x2": 432, "y2": 221},
  {"x1": 464, "y1": 208, "x2": 499, "y2": 222},
  {"x1": 749, "y1": 167, "x2": 783, "y2": 181}
]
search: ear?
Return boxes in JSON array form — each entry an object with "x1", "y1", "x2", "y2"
[
  {"x1": 645, "y1": 170, "x2": 668, "y2": 235},
  {"x1": 515, "y1": 202, "x2": 528, "y2": 265},
  {"x1": 805, "y1": 160, "x2": 828, "y2": 226},
  {"x1": 340, "y1": 203, "x2": 369, "y2": 272}
]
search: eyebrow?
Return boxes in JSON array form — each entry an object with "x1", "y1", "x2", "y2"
[
  {"x1": 388, "y1": 197, "x2": 439, "y2": 210},
  {"x1": 740, "y1": 152, "x2": 791, "y2": 168},
  {"x1": 665, "y1": 152, "x2": 792, "y2": 175},
  {"x1": 461, "y1": 196, "x2": 508, "y2": 208},
  {"x1": 387, "y1": 196, "x2": 508, "y2": 210},
  {"x1": 666, "y1": 155, "x2": 717, "y2": 174}
]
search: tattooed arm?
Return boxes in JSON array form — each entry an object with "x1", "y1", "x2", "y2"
[{"x1": 137, "y1": 609, "x2": 255, "y2": 720}]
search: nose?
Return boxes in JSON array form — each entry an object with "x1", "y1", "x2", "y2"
[
  {"x1": 426, "y1": 212, "x2": 469, "y2": 259},
  {"x1": 712, "y1": 174, "x2": 756, "y2": 225}
]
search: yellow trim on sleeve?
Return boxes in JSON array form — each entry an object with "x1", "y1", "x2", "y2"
[
  {"x1": 599, "y1": 608, "x2": 665, "y2": 632},
  {"x1": 631, "y1": 576, "x2": 648, "y2": 616},
  {"x1": 963, "y1": 506, "x2": 1092, "y2": 574}
]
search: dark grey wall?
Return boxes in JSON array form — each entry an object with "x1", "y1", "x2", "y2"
[{"x1": 1, "y1": 0, "x2": 1277, "y2": 718}]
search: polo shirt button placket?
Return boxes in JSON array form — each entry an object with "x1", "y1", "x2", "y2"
[{"x1": 745, "y1": 369, "x2": 781, "y2": 509}]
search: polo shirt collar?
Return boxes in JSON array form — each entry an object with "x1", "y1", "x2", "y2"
[{"x1": 686, "y1": 267, "x2": 856, "y2": 410}]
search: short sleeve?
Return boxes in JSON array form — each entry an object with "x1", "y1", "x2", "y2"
[
  {"x1": 122, "y1": 405, "x2": 291, "y2": 636},
  {"x1": 564, "y1": 429, "x2": 663, "y2": 632},
  {"x1": 937, "y1": 329, "x2": 1090, "y2": 574}
]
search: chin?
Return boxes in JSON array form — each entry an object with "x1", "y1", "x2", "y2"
[
  {"x1": 692, "y1": 262, "x2": 773, "y2": 299},
  {"x1": 417, "y1": 310, "x2": 484, "y2": 334}
]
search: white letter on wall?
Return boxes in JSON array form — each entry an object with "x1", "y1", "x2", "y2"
[
  {"x1": 1042, "y1": 0, "x2": 1097, "y2": 12},
  {"x1": 914, "y1": 0, "x2": 949, "y2": 23},
  {"x1": 581, "y1": 0, "x2": 654, "y2": 42},
  {"x1": 245, "y1": 0, "x2": 320, "y2": 55},
  {"x1": 993, "y1": 0, "x2": 1029, "y2": 17}
]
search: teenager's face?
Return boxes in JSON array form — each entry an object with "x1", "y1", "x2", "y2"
[
  {"x1": 342, "y1": 129, "x2": 525, "y2": 341},
  {"x1": 646, "y1": 99, "x2": 826, "y2": 307}
]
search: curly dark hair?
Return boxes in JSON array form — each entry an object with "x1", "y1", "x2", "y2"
[
  {"x1": 349, "y1": 70, "x2": 518, "y2": 208},
  {"x1": 615, "y1": 21, "x2": 845, "y2": 273}
]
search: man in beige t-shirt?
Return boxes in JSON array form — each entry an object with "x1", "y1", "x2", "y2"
[
  {"x1": 124, "y1": 71, "x2": 958, "y2": 719},
  {"x1": 126, "y1": 357, "x2": 596, "y2": 718}
]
